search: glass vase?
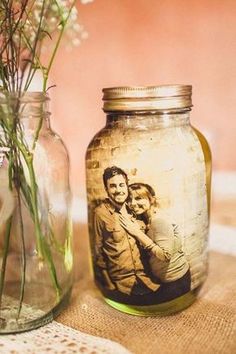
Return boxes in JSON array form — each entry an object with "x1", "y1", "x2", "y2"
[{"x1": 0, "y1": 92, "x2": 73, "y2": 333}]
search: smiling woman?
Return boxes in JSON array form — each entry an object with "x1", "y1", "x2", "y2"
[
  {"x1": 127, "y1": 183, "x2": 155, "y2": 216},
  {"x1": 123, "y1": 183, "x2": 191, "y2": 293}
]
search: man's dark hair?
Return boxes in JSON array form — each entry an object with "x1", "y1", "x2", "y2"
[{"x1": 103, "y1": 166, "x2": 128, "y2": 188}]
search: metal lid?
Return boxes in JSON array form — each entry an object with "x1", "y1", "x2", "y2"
[{"x1": 102, "y1": 85, "x2": 192, "y2": 111}]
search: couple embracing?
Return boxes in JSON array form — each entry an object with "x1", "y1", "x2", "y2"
[{"x1": 93, "y1": 166, "x2": 191, "y2": 304}]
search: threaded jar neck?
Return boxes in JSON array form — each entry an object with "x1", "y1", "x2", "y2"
[
  {"x1": 106, "y1": 110, "x2": 190, "y2": 129},
  {"x1": 0, "y1": 91, "x2": 50, "y2": 119}
]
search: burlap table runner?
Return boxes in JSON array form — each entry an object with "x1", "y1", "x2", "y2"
[{"x1": 56, "y1": 224, "x2": 236, "y2": 354}]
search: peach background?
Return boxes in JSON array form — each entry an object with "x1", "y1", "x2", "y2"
[{"x1": 48, "y1": 0, "x2": 236, "y2": 196}]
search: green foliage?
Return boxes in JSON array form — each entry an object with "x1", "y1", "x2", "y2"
[{"x1": 0, "y1": 0, "x2": 78, "y2": 320}]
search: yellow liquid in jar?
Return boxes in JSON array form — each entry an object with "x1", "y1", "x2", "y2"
[{"x1": 103, "y1": 128, "x2": 212, "y2": 316}]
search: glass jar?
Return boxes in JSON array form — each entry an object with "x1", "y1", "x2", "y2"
[
  {"x1": 0, "y1": 92, "x2": 72, "y2": 333},
  {"x1": 86, "y1": 85, "x2": 211, "y2": 316}
]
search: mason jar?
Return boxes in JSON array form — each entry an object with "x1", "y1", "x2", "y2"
[
  {"x1": 0, "y1": 92, "x2": 73, "y2": 332},
  {"x1": 86, "y1": 85, "x2": 211, "y2": 316}
]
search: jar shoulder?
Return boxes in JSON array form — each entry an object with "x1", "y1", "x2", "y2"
[
  {"x1": 190, "y1": 125, "x2": 212, "y2": 176},
  {"x1": 86, "y1": 127, "x2": 107, "y2": 152},
  {"x1": 34, "y1": 129, "x2": 70, "y2": 181},
  {"x1": 38, "y1": 129, "x2": 69, "y2": 158},
  {"x1": 191, "y1": 126, "x2": 212, "y2": 160},
  {"x1": 86, "y1": 123, "x2": 211, "y2": 151}
]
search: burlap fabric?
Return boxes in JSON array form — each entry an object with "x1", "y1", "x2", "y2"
[{"x1": 57, "y1": 223, "x2": 236, "y2": 354}]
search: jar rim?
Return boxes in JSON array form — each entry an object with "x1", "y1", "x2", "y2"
[
  {"x1": 102, "y1": 85, "x2": 192, "y2": 112},
  {"x1": 0, "y1": 91, "x2": 49, "y2": 103}
]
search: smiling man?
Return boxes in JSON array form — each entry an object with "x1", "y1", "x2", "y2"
[{"x1": 93, "y1": 166, "x2": 159, "y2": 301}]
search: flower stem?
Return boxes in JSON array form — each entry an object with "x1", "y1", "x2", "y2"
[
  {"x1": 0, "y1": 217, "x2": 12, "y2": 312},
  {"x1": 27, "y1": 157, "x2": 61, "y2": 299},
  {"x1": 27, "y1": 157, "x2": 44, "y2": 259},
  {"x1": 6, "y1": 127, "x2": 62, "y2": 298},
  {"x1": 16, "y1": 187, "x2": 26, "y2": 320},
  {"x1": 43, "y1": 0, "x2": 77, "y2": 91}
]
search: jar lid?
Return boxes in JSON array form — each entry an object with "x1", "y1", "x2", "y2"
[{"x1": 102, "y1": 85, "x2": 192, "y2": 111}]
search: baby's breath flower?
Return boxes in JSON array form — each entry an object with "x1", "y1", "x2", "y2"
[{"x1": 0, "y1": 0, "x2": 94, "y2": 92}]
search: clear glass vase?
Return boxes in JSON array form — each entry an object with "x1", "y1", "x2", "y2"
[{"x1": 0, "y1": 92, "x2": 73, "y2": 333}]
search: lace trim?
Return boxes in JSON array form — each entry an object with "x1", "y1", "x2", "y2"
[{"x1": 0, "y1": 321, "x2": 131, "y2": 354}]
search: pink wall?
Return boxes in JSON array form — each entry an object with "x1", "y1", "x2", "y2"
[{"x1": 49, "y1": 0, "x2": 236, "y2": 195}]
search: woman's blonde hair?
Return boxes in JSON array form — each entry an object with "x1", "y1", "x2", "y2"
[{"x1": 128, "y1": 183, "x2": 158, "y2": 208}]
